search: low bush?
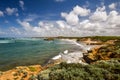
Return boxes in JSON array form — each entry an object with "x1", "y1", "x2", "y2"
[{"x1": 37, "y1": 59, "x2": 120, "y2": 80}]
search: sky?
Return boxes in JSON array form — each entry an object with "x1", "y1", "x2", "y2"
[{"x1": 0, "y1": 0, "x2": 120, "y2": 37}]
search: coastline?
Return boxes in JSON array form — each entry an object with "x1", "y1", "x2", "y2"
[
  {"x1": 0, "y1": 38, "x2": 78, "y2": 71},
  {"x1": 0, "y1": 39, "x2": 87, "y2": 79},
  {"x1": 0, "y1": 39, "x2": 96, "y2": 78},
  {"x1": 0, "y1": 37, "x2": 119, "y2": 80},
  {"x1": 0, "y1": 38, "x2": 100, "y2": 70},
  {"x1": 49, "y1": 39, "x2": 99, "y2": 64}
]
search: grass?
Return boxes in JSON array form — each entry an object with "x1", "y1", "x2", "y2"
[{"x1": 28, "y1": 67, "x2": 36, "y2": 72}]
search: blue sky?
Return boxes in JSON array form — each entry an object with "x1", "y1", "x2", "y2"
[{"x1": 0, "y1": 0, "x2": 120, "y2": 37}]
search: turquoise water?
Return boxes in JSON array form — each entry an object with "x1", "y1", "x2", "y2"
[{"x1": 0, "y1": 38, "x2": 79, "y2": 71}]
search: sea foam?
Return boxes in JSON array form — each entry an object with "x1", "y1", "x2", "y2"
[{"x1": 0, "y1": 40, "x2": 15, "y2": 44}]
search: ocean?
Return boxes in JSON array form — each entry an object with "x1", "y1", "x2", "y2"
[{"x1": 0, "y1": 38, "x2": 82, "y2": 71}]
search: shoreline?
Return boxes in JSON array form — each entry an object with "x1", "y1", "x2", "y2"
[
  {"x1": 50, "y1": 39, "x2": 99, "y2": 64},
  {"x1": 0, "y1": 39, "x2": 107, "y2": 80},
  {"x1": 0, "y1": 37, "x2": 119, "y2": 80},
  {"x1": 0, "y1": 39, "x2": 95, "y2": 71},
  {"x1": 0, "y1": 39, "x2": 99, "y2": 71}
]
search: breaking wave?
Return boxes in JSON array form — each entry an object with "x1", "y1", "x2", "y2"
[{"x1": 0, "y1": 40, "x2": 15, "y2": 44}]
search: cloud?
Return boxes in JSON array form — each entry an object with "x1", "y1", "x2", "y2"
[
  {"x1": 23, "y1": 14, "x2": 39, "y2": 22},
  {"x1": 73, "y1": 5, "x2": 90, "y2": 16},
  {"x1": 19, "y1": 0, "x2": 24, "y2": 10},
  {"x1": 61, "y1": 12, "x2": 79, "y2": 25},
  {"x1": 4, "y1": 20, "x2": 9, "y2": 23},
  {"x1": 15, "y1": 5, "x2": 120, "y2": 37},
  {"x1": 6, "y1": 7, "x2": 18, "y2": 15},
  {"x1": 0, "y1": 11, "x2": 4, "y2": 17},
  {"x1": 109, "y1": 3, "x2": 117, "y2": 9},
  {"x1": 56, "y1": 20, "x2": 66, "y2": 29},
  {"x1": 15, "y1": 13, "x2": 19, "y2": 16},
  {"x1": 55, "y1": 0, "x2": 65, "y2": 2},
  {"x1": 61, "y1": 5, "x2": 90, "y2": 25},
  {"x1": 83, "y1": 1, "x2": 90, "y2": 8},
  {"x1": 107, "y1": 11, "x2": 120, "y2": 25},
  {"x1": 10, "y1": 27, "x2": 21, "y2": 35},
  {"x1": 0, "y1": 29, "x2": 5, "y2": 35},
  {"x1": 17, "y1": 19, "x2": 33, "y2": 31},
  {"x1": 89, "y1": 6, "x2": 107, "y2": 22}
]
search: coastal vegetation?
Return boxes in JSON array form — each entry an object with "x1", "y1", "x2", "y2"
[
  {"x1": 0, "y1": 36, "x2": 120, "y2": 80},
  {"x1": 42, "y1": 36, "x2": 120, "y2": 41},
  {"x1": 37, "y1": 59, "x2": 120, "y2": 80},
  {"x1": 80, "y1": 36, "x2": 120, "y2": 42},
  {"x1": 37, "y1": 36, "x2": 120, "y2": 80}
]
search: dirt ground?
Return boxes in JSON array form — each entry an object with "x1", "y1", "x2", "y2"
[{"x1": 0, "y1": 65, "x2": 42, "y2": 80}]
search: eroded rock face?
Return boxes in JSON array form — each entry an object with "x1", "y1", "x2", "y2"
[{"x1": 83, "y1": 45, "x2": 120, "y2": 64}]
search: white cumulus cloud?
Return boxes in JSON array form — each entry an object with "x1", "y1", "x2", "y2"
[
  {"x1": 109, "y1": 3, "x2": 117, "y2": 9},
  {"x1": 6, "y1": 7, "x2": 18, "y2": 15},
  {"x1": 15, "y1": 5, "x2": 120, "y2": 37},
  {"x1": 17, "y1": 19, "x2": 33, "y2": 31},
  {"x1": 61, "y1": 12, "x2": 79, "y2": 25},
  {"x1": 73, "y1": 5, "x2": 90, "y2": 16},
  {"x1": 61, "y1": 5, "x2": 90, "y2": 25},
  {"x1": 89, "y1": 6, "x2": 107, "y2": 22}
]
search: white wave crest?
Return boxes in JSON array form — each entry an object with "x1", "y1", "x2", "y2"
[{"x1": 0, "y1": 40, "x2": 15, "y2": 44}]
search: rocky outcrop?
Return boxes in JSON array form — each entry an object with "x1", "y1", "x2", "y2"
[{"x1": 83, "y1": 45, "x2": 120, "y2": 64}]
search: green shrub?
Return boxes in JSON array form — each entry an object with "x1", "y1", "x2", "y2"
[
  {"x1": 28, "y1": 67, "x2": 36, "y2": 72},
  {"x1": 37, "y1": 60, "x2": 120, "y2": 80}
]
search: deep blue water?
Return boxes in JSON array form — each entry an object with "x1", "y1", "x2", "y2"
[{"x1": 0, "y1": 38, "x2": 79, "y2": 71}]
